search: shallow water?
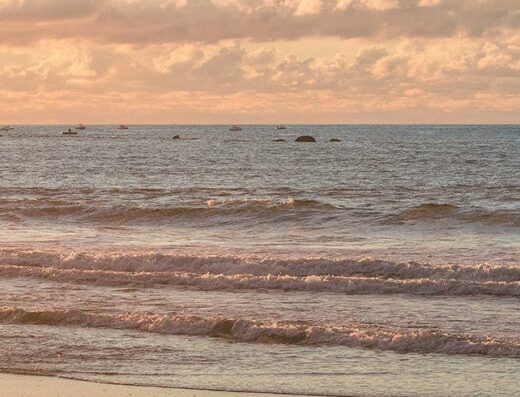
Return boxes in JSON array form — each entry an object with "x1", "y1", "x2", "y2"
[{"x1": 0, "y1": 125, "x2": 519, "y2": 396}]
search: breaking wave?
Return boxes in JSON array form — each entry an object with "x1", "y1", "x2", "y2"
[
  {"x1": 3, "y1": 193, "x2": 519, "y2": 228},
  {"x1": 0, "y1": 307, "x2": 518, "y2": 358},
  {"x1": 0, "y1": 249, "x2": 518, "y2": 296},
  {"x1": 0, "y1": 265, "x2": 518, "y2": 296},
  {"x1": 0, "y1": 197, "x2": 337, "y2": 225}
]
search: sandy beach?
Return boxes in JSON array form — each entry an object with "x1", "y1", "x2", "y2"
[{"x1": 0, "y1": 373, "x2": 312, "y2": 397}]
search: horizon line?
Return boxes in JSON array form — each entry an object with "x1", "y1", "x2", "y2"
[{"x1": 3, "y1": 123, "x2": 520, "y2": 126}]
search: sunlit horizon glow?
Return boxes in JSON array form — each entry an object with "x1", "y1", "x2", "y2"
[{"x1": 0, "y1": 0, "x2": 519, "y2": 124}]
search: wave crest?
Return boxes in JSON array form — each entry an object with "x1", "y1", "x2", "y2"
[
  {"x1": 1, "y1": 249, "x2": 518, "y2": 281},
  {"x1": 0, "y1": 197, "x2": 337, "y2": 225},
  {"x1": 1, "y1": 307, "x2": 518, "y2": 358},
  {"x1": 388, "y1": 203, "x2": 459, "y2": 222},
  {"x1": 387, "y1": 202, "x2": 520, "y2": 226},
  {"x1": 0, "y1": 249, "x2": 519, "y2": 296}
]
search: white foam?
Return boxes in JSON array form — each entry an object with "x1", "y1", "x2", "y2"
[
  {"x1": 1, "y1": 248, "x2": 519, "y2": 281},
  {"x1": 0, "y1": 306, "x2": 518, "y2": 358},
  {"x1": 1, "y1": 248, "x2": 519, "y2": 296},
  {"x1": 0, "y1": 264, "x2": 518, "y2": 296}
]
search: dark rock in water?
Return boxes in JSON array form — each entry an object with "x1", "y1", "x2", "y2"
[
  {"x1": 273, "y1": 138, "x2": 286, "y2": 142},
  {"x1": 295, "y1": 135, "x2": 316, "y2": 142},
  {"x1": 329, "y1": 138, "x2": 341, "y2": 142},
  {"x1": 172, "y1": 135, "x2": 180, "y2": 140}
]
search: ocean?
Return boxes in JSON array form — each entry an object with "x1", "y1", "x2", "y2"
[{"x1": 0, "y1": 124, "x2": 519, "y2": 396}]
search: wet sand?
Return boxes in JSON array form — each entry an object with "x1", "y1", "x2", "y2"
[{"x1": 0, "y1": 373, "x2": 311, "y2": 397}]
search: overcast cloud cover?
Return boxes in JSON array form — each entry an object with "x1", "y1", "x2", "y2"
[{"x1": 0, "y1": 0, "x2": 519, "y2": 123}]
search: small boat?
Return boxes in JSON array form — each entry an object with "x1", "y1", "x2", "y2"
[
  {"x1": 276, "y1": 124, "x2": 286, "y2": 130},
  {"x1": 118, "y1": 125, "x2": 129, "y2": 130},
  {"x1": 229, "y1": 125, "x2": 242, "y2": 131},
  {"x1": 62, "y1": 128, "x2": 78, "y2": 135},
  {"x1": 77, "y1": 124, "x2": 86, "y2": 130}
]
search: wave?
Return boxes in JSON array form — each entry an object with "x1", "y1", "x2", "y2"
[
  {"x1": 0, "y1": 197, "x2": 337, "y2": 225},
  {"x1": 462, "y1": 208, "x2": 520, "y2": 227},
  {"x1": 0, "y1": 264, "x2": 518, "y2": 296},
  {"x1": 3, "y1": 192, "x2": 519, "y2": 228},
  {"x1": 388, "y1": 203, "x2": 459, "y2": 222},
  {"x1": 386, "y1": 202, "x2": 520, "y2": 226},
  {"x1": 1, "y1": 307, "x2": 518, "y2": 357},
  {"x1": 0, "y1": 249, "x2": 518, "y2": 296},
  {"x1": 2, "y1": 249, "x2": 518, "y2": 281}
]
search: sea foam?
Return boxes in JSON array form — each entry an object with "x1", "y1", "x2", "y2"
[
  {"x1": 0, "y1": 306, "x2": 518, "y2": 358},
  {"x1": 0, "y1": 249, "x2": 518, "y2": 296}
]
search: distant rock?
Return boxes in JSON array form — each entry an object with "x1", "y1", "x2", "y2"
[
  {"x1": 273, "y1": 138, "x2": 286, "y2": 142},
  {"x1": 329, "y1": 138, "x2": 341, "y2": 142},
  {"x1": 295, "y1": 135, "x2": 316, "y2": 142},
  {"x1": 172, "y1": 135, "x2": 180, "y2": 140}
]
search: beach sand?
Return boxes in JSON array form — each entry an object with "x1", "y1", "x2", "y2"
[{"x1": 0, "y1": 373, "x2": 310, "y2": 397}]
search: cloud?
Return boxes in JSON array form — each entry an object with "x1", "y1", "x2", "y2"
[
  {"x1": 0, "y1": 1, "x2": 518, "y2": 123},
  {"x1": 1, "y1": 35, "x2": 518, "y2": 113},
  {"x1": 0, "y1": 0, "x2": 100, "y2": 21},
  {"x1": 0, "y1": 0, "x2": 518, "y2": 45}
]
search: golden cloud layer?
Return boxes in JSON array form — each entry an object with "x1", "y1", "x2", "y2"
[
  {"x1": 1, "y1": 0, "x2": 518, "y2": 44},
  {"x1": 0, "y1": 0, "x2": 518, "y2": 122}
]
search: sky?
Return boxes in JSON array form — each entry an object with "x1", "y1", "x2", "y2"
[{"x1": 0, "y1": 0, "x2": 519, "y2": 124}]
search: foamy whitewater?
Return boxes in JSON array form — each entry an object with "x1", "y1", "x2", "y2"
[{"x1": 0, "y1": 125, "x2": 519, "y2": 396}]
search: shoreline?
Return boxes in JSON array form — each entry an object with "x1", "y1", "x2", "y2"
[{"x1": 0, "y1": 373, "x2": 320, "y2": 397}]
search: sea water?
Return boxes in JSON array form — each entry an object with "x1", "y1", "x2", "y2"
[{"x1": 0, "y1": 124, "x2": 519, "y2": 396}]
